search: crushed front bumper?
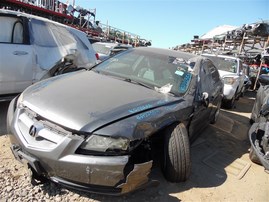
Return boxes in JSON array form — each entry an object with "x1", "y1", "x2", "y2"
[
  {"x1": 10, "y1": 143, "x2": 153, "y2": 195},
  {"x1": 7, "y1": 102, "x2": 154, "y2": 195}
]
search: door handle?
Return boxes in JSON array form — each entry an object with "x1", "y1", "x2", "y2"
[{"x1": 13, "y1": 51, "x2": 28, "y2": 56}]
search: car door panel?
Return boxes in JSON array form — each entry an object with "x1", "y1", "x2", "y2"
[
  {"x1": 0, "y1": 43, "x2": 34, "y2": 94},
  {"x1": 188, "y1": 60, "x2": 213, "y2": 139}
]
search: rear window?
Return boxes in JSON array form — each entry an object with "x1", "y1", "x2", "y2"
[{"x1": 92, "y1": 43, "x2": 111, "y2": 55}]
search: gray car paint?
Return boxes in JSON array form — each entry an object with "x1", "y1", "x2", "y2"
[
  {"x1": 7, "y1": 47, "x2": 223, "y2": 195},
  {"x1": 21, "y1": 70, "x2": 186, "y2": 137}
]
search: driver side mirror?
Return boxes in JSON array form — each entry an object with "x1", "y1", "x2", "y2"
[{"x1": 202, "y1": 92, "x2": 209, "y2": 108}]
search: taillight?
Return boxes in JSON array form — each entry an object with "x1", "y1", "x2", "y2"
[{"x1": 95, "y1": 53, "x2": 100, "y2": 60}]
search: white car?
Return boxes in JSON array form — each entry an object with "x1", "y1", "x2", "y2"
[
  {"x1": 202, "y1": 54, "x2": 245, "y2": 108},
  {"x1": 0, "y1": 9, "x2": 98, "y2": 101},
  {"x1": 92, "y1": 42, "x2": 132, "y2": 61}
]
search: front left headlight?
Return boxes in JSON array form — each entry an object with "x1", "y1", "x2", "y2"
[
  {"x1": 80, "y1": 135, "x2": 130, "y2": 152},
  {"x1": 16, "y1": 93, "x2": 24, "y2": 108},
  {"x1": 223, "y1": 77, "x2": 236, "y2": 85}
]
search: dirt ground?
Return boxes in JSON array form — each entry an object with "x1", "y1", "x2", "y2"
[{"x1": 0, "y1": 91, "x2": 269, "y2": 201}]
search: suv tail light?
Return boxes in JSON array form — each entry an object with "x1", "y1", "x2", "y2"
[{"x1": 95, "y1": 53, "x2": 100, "y2": 60}]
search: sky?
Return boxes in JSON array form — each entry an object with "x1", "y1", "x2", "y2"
[{"x1": 74, "y1": 0, "x2": 269, "y2": 49}]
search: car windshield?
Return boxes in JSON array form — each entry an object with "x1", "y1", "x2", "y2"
[
  {"x1": 94, "y1": 49, "x2": 195, "y2": 96},
  {"x1": 205, "y1": 56, "x2": 238, "y2": 73},
  {"x1": 92, "y1": 43, "x2": 112, "y2": 55}
]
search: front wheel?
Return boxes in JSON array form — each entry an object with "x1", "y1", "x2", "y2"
[
  {"x1": 162, "y1": 123, "x2": 191, "y2": 182},
  {"x1": 223, "y1": 95, "x2": 235, "y2": 109}
]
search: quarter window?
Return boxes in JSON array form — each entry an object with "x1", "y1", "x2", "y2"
[
  {"x1": 0, "y1": 16, "x2": 24, "y2": 44},
  {"x1": 208, "y1": 61, "x2": 220, "y2": 83}
]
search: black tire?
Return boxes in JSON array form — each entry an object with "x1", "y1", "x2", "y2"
[
  {"x1": 162, "y1": 123, "x2": 191, "y2": 182},
  {"x1": 249, "y1": 147, "x2": 261, "y2": 165},
  {"x1": 224, "y1": 95, "x2": 235, "y2": 109}
]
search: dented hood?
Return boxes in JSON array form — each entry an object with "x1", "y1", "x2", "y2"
[{"x1": 22, "y1": 70, "x2": 178, "y2": 132}]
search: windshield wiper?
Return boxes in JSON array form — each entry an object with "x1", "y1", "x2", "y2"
[{"x1": 124, "y1": 78, "x2": 153, "y2": 89}]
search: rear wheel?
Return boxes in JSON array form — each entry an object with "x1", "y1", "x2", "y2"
[{"x1": 162, "y1": 123, "x2": 191, "y2": 182}]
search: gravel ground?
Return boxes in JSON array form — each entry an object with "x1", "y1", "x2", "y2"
[
  {"x1": 0, "y1": 135, "x2": 162, "y2": 202},
  {"x1": 0, "y1": 135, "x2": 88, "y2": 202}
]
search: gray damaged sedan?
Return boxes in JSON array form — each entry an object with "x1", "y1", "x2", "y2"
[{"x1": 7, "y1": 47, "x2": 223, "y2": 195}]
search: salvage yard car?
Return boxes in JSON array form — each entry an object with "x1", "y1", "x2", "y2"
[
  {"x1": 202, "y1": 54, "x2": 245, "y2": 108},
  {"x1": 7, "y1": 47, "x2": 223, "y2": 195},
  {"x1": 249, "y1": 74, "x2": 269, "y2": 171},
  {"x1": 0, "y1": 9, "x2": 97, "y2": 101},
  {"x1": 92, "y1": 42, "x2": 132, "y2": 61}
]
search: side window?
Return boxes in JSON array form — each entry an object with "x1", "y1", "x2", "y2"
[
  {"x1": 13, "y1": 21, "x2": 24, "y2": 43},
  {"x1": 0, "y1": 16, "x2": 24, "y2": 44},
  {"x1": 208, "y1": 61, "x2": 220, "y2": 83},
  {"x1": 200, "y1": 61, "x2": 213, "y2": 93}
]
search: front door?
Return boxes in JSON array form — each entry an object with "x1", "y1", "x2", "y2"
[{"x1": 0, "y1": 16, "x2": 34, "y2": 95}]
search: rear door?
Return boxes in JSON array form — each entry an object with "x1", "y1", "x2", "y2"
[{"x1": 0, "y1": 15, "x2": 34, "y2": 95}]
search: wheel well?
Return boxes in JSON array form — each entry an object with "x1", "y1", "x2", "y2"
[{"x1": 129, "y1": 122, "x2": 182, "y2": 166}]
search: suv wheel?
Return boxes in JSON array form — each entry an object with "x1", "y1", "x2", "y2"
[{"x1": 162, "y1": 123, "x2": 191, "y2": 182}]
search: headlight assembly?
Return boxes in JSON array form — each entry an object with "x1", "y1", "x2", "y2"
[
  {"x1": 223, "y1": 77, "x2": 236, "y2": 85},
  {"x1": 80, "y1": 135, "x2": 130, "y2": 152},
  {"x1": 16, "y1": 93, "x2": 24, "y2": 108}
]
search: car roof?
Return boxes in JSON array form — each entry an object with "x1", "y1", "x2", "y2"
[
  {"x1": 134, "y1": 47, "x2": 198, "y2": 60},
  {"x1": 0, "y1": 9, "x2": 70, "y2": 29}
]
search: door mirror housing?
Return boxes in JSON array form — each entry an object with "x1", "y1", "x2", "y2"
[{"x1": 202, "y1": 92, "x2": 209, "y2": 107}]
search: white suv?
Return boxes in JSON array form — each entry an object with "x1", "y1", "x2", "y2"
[
  {"x1": 0, "y1": 9, "x2": 98, "y2": 101},
  {"x1": 202, "y1": 54, "x2": 245, "y2": 108}
]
